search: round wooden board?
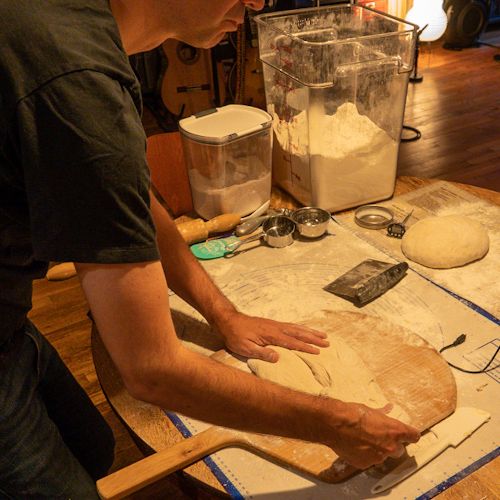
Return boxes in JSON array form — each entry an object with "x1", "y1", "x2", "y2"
[
  {"x1": 210, "y1": 310, "x2": 456, "y2": 483},
  {"x1": 215, "y1": 310, "x2": 457, "y2": 431}
]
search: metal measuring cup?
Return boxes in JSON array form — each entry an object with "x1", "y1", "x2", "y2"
[{"x1": 226, "y1": 215, "x2": 296, "y2": 254}]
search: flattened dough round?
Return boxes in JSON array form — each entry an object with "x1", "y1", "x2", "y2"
[
  {"x1": 401, "y1": 215, "x2": 489, "y2": 269},
  {"x1": 248, "y1": 324, "x2": 409, "y2": 423},
  {"x1": 248, "y1": 346, "x2": 323, "y2": 396}
]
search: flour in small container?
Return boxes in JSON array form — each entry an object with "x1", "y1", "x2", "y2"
[
  {"x1": 273, "y1": 102, "x2": 399, "y2": 212},
  {"x1": 189, "y1": 166, "x2": 271, "y2": 219}
]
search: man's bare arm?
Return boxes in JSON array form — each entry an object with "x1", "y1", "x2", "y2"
[
  {"x1": 149, "y1": 193, "x2": 329, "y2": 361},
  {"x1": 76, "y1": 260, "x2": 419, "y2": 469}
]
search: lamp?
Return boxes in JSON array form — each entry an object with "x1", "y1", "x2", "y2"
[
  {"x1": 406, "y1": 0, "x2": 448, "y2": 42},
  {"x1": 405, "y1": 0, "x2": 448, "y2": 82}
]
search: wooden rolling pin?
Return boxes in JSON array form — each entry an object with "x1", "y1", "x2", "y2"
[
  {"x1": 46, "y1": 262, "x2": 77, "y2": 281},
  {"x1": 176, "y1": 213, "x2": 241, "y2": 245}
]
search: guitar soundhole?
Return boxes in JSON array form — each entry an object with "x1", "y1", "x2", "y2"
[{"x1": 176, "y1": 42, "x2": 200, "y2": 65}]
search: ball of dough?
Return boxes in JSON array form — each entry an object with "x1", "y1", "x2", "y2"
[{"x1": 401, "y1": 215, "x2": 489, "y2": 269}]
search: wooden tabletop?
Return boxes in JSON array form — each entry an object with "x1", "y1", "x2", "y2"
[{"x1": 92, "y1": 176, "x2": 499, "y2": 498}]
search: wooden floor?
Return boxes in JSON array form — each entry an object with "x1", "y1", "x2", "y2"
[
  {"x1": 397, "y1": 28, "x2": 500, "y2": 191},
  {"x1": 30, "y1": 29, "x2": 500, "y2": 499}
]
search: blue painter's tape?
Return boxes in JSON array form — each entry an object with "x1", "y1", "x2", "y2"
[
  {"x1": 164, "y1": 412, "x2": 244, "y2": 499},
  {"x1": 411, "y1": 270, "x2": 499, "y2": 326},
  {"x1": 416, "y1": 446, "x2": 500, "y2": 500}
]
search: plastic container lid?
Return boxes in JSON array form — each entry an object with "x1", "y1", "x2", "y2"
[{"x1": 178, "y1": 104, "x2": 273, "y2": 145}]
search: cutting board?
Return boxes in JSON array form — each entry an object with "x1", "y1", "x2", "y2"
[{"x1": 97, "y1": 311, "x2": 456, "y2": 499}]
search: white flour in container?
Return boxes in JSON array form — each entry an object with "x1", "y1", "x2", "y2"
[
  {"x1": 273, "y1": 102, "x2": 398, "y2": 212},
  {"x1": 189, "y1": 168, "x2": 271, "y2": 219}
]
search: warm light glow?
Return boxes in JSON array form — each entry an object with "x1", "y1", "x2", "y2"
[{"x1": 405, "y1": 0, "x2": 448, "y2": 42}]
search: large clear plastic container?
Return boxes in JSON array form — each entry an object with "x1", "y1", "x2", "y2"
[
  {"x1": 255, "y1": 5, "x2": 417, "y2": 212},
  {"x1": 179, "y1": 105, "x2": 273, "y2": 220}
]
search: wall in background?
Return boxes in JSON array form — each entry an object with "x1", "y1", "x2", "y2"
[
  {"x1": 358, "y1": 0, "x2": 411, "y2": 18},
  {"x1": 388, "y1": 0, "x2": 411, "y2": 17}
]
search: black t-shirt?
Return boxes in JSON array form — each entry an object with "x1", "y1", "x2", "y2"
[{"x1": 0, "y1": 0, "x2": 160, "y2": 344}]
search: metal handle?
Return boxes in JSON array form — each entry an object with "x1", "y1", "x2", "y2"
[
  {"x1": 225, "y1": 232, "x2": 264, "y2": 252},
  {"x1": 401, "y1": 209, "x2": 414, "y2": 225},
  {"x1": 235, "y1": 209, "x2": 293, "y2": 237},
  {"x1": 235, "y1": 216, "x2": 270, "y2": 237}
]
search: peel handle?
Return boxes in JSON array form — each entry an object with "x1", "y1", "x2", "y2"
[{"x1": 97, "y1": 427, "x2": 236, "y2": 499}]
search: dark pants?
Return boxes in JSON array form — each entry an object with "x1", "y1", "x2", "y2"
[{"x1": 0, "y1": 321, "x2": 115, "y2": 499}]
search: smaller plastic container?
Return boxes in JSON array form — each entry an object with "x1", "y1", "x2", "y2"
[{"x1": 179, "y1": 105, "x2": 273, "y2": 220}]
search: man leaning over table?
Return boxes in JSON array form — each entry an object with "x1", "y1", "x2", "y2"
[{"x1": 0, "y1": 0, "x2": 420, "y2": 497}]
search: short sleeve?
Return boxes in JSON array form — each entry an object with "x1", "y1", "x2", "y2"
[{"x1": 16, "y1": 70, "x2": 160, "y2": 264}]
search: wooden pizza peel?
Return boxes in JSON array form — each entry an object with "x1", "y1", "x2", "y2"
[{"x1": 97, "y1": 311, "x2": 456, "y2": 499}]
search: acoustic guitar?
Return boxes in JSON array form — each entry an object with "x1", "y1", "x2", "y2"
[
  {"x1": 161, "y1": 40, "x2": 215, "y2": 119},
  {"x1": 241, "y1": 13, "x2": 266, "y2": 110},
  {"x1": 233, "y1": 44, "x2": 266, "y2": 110},
  {"x1": 212, "y1": 17, "x2": 266, "y2": 110}
]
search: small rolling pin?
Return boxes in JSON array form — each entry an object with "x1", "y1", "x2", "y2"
[
  {"x1": 46, "y1": 262, "x2": 77, "y2": 281},
  {"x1": 176, "y1": 213, "x2": 241, "y2": 245}
]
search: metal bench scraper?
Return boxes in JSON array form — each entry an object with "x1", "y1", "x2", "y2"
[{"x1": 324, "y1": 259, "x2": 409, "y2": 306}]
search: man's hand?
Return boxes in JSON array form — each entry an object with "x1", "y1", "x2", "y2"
[
  {"x1": 150, "y1": 195, "x2": 329, "y2": 363},
  {"x1": 327, "y1": 401, "x2": 420, "y2": 469},
  {"x1": 214, "y1": 311, "x2": 330, "y2": 362}
]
